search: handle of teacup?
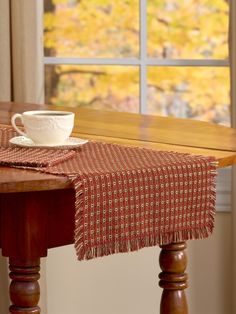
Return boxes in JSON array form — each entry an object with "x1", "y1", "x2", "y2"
[{"x1": 11, "y1": 113, "x2": 27, "y2": 137}]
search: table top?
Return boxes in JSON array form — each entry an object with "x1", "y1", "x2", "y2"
[{"x1": 1, "y1": 101, "x2": 236, "y2": 193}]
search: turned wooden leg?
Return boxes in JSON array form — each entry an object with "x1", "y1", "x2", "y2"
[
  {"x1": 9, "y1": 258, "x2": 41, "y2": 314},
  {"x1": 159, "y1": 242, "x2": 188, "y2": 314}
]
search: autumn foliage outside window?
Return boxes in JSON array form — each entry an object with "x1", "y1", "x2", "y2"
[{"x1": 44, "y1": 0, "x2": 230, "y2": 125}]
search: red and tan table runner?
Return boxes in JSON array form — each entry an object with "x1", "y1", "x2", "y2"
[
  {"x1": 0, "y1": 128, "x2": 76, "y2": 167},
  {"x1": 0, "y1": 127, "x2": 217, "y2": 260}
]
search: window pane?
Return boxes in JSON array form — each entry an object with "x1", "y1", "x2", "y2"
[
  {"x1": 147, "y1": 0, "x2": 229, "y2": 59},
  {"x1": 44, "y1": 0, "x2": 139, "y2": 58},
  {"x1": 147, "y1": 66, "x2": 230, "y2": 125},
  {"x1": 45, "y1": 65, "x2": 139, "y2": 112}
]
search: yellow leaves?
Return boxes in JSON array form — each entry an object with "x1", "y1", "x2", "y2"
[
  {"x1": 52, "y1": 0, "x2": 68, "y2": 4},
  {"x1": 44, "y1": 0, "x2": 230, "y2": 124},
  {"x1": 46, "y1": 65, "x2": 139, "y2": 112},
  {"x1": 44, "y1": 0, "x2": 139, "y2": 58},
  {"x1": 45, "y1": 0, "x2": 229, "y2": 59},
  {"x1": 147, "y1": 0, "x2": 229, "y2": 59},
  {"x1": 147, "y1": 66, "x2": 230, "y2": 123}
]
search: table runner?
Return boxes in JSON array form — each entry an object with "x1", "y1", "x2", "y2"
[
  {"x1": 0, "y1": 128, "x2": 76, "y2": 167},
  {"x1": 0, "y1": 127, "x2": 217, "y2": 260}
]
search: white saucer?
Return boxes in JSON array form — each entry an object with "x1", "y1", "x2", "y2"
[{"x1": 9, "y1": 136, "x2": 88, "y2": 148}]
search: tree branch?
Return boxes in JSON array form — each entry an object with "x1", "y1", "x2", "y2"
[{"x1": 58, "y1": 69, "x2": 106, "y2": 76}]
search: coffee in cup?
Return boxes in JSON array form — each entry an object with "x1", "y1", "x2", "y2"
[{"x1": 11, "y1": 110, "x2": 75, "y2": 145}]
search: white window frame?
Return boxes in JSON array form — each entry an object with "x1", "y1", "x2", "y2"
[{"x1": 44, "y1": 0, "x2": 231, "y2": 212}]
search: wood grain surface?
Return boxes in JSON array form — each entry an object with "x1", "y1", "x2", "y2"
[{"x1": 1, "y1": 101, "x2": 236, "y2": 193}]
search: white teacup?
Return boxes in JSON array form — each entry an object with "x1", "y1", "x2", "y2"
[{"x1": 11, "y1": 110, "x2": 75, "y2": 145}]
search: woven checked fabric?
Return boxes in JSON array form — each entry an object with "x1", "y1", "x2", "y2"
[
  {"x1": 0, "y1": 127, "x2": 76, "y2": 167},
  {"x1": 42, "y1": 141, "x2": 217, "y2": 260},
  {"x1": 0, "y1": 127, "x2": 17, "y2": 147},
  {"x1": 0, "y1": 147, "x2": 76, "y2": 167},
  {"x1": 0, "y1": 127, "x2": 217, "y2": 260}
]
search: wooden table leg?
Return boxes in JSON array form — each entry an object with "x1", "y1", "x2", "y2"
[
  {"x1": 9, "y1": 258, "x2": 41, "y2": 314},
  {"x1": 0, "y1": 192, "x2": 51, "y2": 314},
  {"x1": 159, "y1": 242, "x2": 188, "y2": 314}
]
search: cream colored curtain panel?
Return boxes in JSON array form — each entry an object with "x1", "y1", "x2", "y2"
[
  {"x1": 0, "y1": 0, "x2": 11, "y2": 100},
  {"x1": 231, "y1": 0, "x2": 236, "y2": 118},
  {"x1": 0, "y1": 1, "x2": 46, "y2": 313},
  {"x1": 0, "y1": 0, "x2": 44, "y2": 103},
  {"x1": 231, "y1": 0, "x2": 236, "y2": 311}
]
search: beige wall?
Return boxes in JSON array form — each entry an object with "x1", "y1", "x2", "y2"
[
  {"x1": 46, "y1": 212, "x2": 232, "y2": 314},
  {"x1": 0, "y1": 255, "x2": 9, "y2": 314}
]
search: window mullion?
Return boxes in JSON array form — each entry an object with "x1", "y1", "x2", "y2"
[
  {"x1": 140, "y1": 0, "x2": 147, "y2": 114},
  {"x1": 44, "y1": 57, "x2": 229, "y2": 67},
  {"x1": 44, "y1": 57, "x2": 141, "y2": 65}
]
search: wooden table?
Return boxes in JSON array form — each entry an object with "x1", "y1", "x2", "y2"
[{"x1": 1, "y1": 101, "x2": 236, "y2": 314}]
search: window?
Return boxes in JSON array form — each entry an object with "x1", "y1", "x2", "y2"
[
  {"x1": 44, "y1": 0, "x2": 230, "y2": 125},
  {"x1": 43, "y1": 0, "x2": 231, "y2": 212}
]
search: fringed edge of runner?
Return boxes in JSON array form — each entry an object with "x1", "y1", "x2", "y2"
[
  {"x1": 74, "y1": 158, "x2": 218, "y2": 261},
  {"x1": 76, "y1": 225, "x2": 215, "y2": 261},
  {"x1": 71, "y1": 176, "x2": 85, "y2": 259},
  {"x1": 209, "y1": 158, "x2": 218, "y2": 227}
]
